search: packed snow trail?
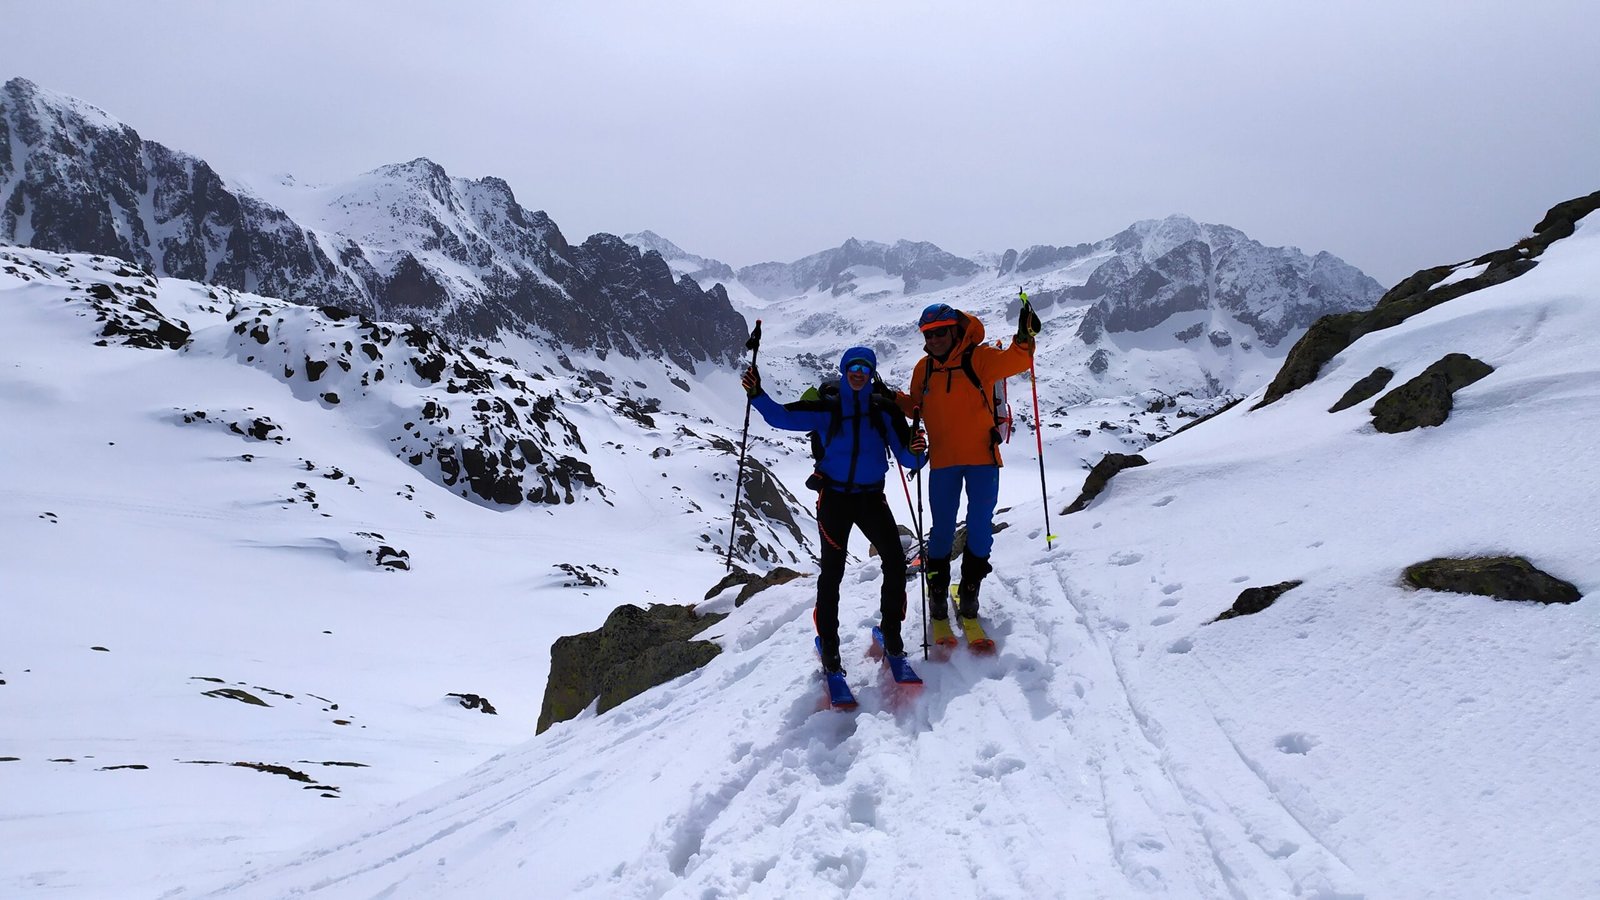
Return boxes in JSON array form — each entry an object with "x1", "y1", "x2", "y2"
[{"x1": 174, "y1": 551, "x2": 1361, "y2": 899}]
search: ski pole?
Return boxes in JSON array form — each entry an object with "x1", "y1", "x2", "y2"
[
  {"x1": 1020, "y1": 290, "x2": 1055, "y2": 549},
  {"x1": 909, "y1": 408, "x2": 929, "y2": 658},
  {"x1": 724, "y1": 319, "x2": 763, "y2": 571}
]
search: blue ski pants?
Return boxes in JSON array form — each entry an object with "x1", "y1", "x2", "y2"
[{"x1": 927, "y1": 464, "x2": 1000, "y2": 560}]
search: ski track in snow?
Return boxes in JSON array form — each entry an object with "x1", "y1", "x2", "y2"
[{"x1": 186, "y1": 553, "x2": 1373, "y2": 899}]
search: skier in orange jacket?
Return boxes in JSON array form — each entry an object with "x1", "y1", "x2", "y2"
[{"x1": 897, "y1": 302, "x2": 1039, "y2": 621}]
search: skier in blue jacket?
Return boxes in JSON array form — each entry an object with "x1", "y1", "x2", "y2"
[{"x1": 742, "y1": 346, "x2": 928, "y2": 673}]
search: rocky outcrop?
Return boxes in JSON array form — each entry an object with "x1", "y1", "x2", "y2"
[
  {"x1": 733, "y1": 567, "x2": 808, "y2": 607},
  {"x1": 1070, "y1": 216, "x2": 1381, "y2": 349},
  {"x1": 1328, "y1": 367, "x2": 1395, "y2": 413},
  {"x1": 537, "y1": 604, "x2": 726, "y2": 734},
  {"x1": 1370, "y1": 354, "x2": 1493, "y2": 433},
  {"x1": 1403, "y1": 557, "x2": 1581, "y2": 604},
  {"x1": 1063, "y1": 453, "x2": 1148, "y2": 514},
  {"x1": 721, "y1": 455, "x2": 808, "y2": 565},
  {"x1": 1013, "y1": 242, "x2": 1096, "y2": 274},
  {"x1": 1257, "y1": 190, "x2": 1600, "y2": 409},
  {"x1": 222, "y1": 297, "x2": 600, "y2": 506},
  {"x1": 1214, "y1": 580, "x2": 1304, "y2": 622}
]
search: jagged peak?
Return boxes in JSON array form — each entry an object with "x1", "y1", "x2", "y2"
[
  {"x1": 2, "y1": 76, "x2": 131, "y2": 135},
  {"x1": 372, "y1": 157, "x2": 449, "y2": 181},
  {"x1": 624, "y1": 230, "x2": 688, "y2": 257}
]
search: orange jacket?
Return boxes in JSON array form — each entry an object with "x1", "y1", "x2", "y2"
[{"x1": 897, "y1": 312, "x2": 1034, "y2": 468}]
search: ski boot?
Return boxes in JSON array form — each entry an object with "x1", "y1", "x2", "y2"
[{"x1": 957, "y1": 549, "x2": 993, "y2": 619}]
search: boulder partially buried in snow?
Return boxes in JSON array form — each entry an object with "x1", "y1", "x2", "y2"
[
  {"x1": 1063, "y1": 453, "x2": 1148, "y2": 514},
  {"x1": 1370, "y1": 353, "x2": 1493, "y2": 433},
  {"x1": 1328, "y1": 367, "x2": 1395, "y2": 414},
  {"x1": 1403, "y1": 556, "x2": 1582, "y2": 604},
  {"x1": 1214, "y1": 580, "x2": 1304, "y2": 622},
  {"x1": 537, "y1": 604, "x2": 726, "y2": 734}
]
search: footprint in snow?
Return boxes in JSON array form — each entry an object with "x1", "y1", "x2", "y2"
[
  {"x1": 1275, "y1": 733, "x2": 1318, "y2": 755},
  {"x1": 1109, "y1": 551, "x2": 1143, "y2": 566},
  {"x1": 1152, "y1": 495, "x2": 1176, "y2": 507}
]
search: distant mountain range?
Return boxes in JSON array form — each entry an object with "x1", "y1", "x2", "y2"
[
  {"x1": 628, "y1": 219, "x2": 1384, "y2": 352},
  {"x1": 0, "y1": 77, "x2": 746, "y2": 371}
]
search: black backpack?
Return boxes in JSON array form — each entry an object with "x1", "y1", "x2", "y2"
[{"x1": 784, "y1": 377, "x2": 912, "y2": 488}]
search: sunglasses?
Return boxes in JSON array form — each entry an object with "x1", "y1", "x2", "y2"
[
  {"x1": 845, "y1": 362, "x2": 874, "y2": 375},
  {"x1": 922, "y1": 325, "x2": 955, "y2": 339}
]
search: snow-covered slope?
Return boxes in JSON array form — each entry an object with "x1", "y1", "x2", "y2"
[
  {"x1": 129, "y1": 209, "x2": 1600, "y2": 899},
  {"x1": 0, "y1": 242, "x2": 822, "y2": 894}
]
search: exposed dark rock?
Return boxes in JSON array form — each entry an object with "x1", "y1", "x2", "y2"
[
  {"x1": 734, "y1": 567, "x2": 807, "y2": 607},
  {"x1": 537, "y1": 603, "x2": 727, "y2": 733},
  {"x1": 554, "y1": 563, "x2": 617, "y2": 588},
  {"x1": 1174, "y1": 323, "x2": 1203, "y2": 342},
  {"x1": 1403, "y1": 556, "x2": 1581, "y2": 604},
  {"x1": 1063, "y1": 453, "x2": 1148, "y2": 514},
  {"x1": 1370, "y1": 354, "x2": 1493, "y2": 433},
  {"x1": 597, "y1": 640, "x2": 721, "y2": 715},
  {"x1": 997, "y1": 248, "x2": 1019, "y2": 275},
  {"x1": 233, "y1": 762, "x2": 314, "y2": 784},
  {"x1": 1015, "y1": 242, "x2": 1096, "y2": 273},
  {"x1": 704, "y1": 569, "x2": 758, "y2": 601},
  {"x1": 1329, "y1": 367, "x2": 1395, "y2": 413},
  {"x1": 727, "y1": 456, "x2": 808, "y2": 565},
  {"x1": 1077, "y1": 305, "x2": 1106, "y2": 344},
  {"x1": 202, "y1": 687, "x2": 269, "y2": 706},
  {"x1": 1061, "y1": 217, "x2": 1379, "y2": 349},
  {"x1": 447, "y1": 692, "x2": 498, "y2": 714},
  {"x1": 1215, "y1": 580, "x2": 1304, "y2": 622},
  {"x1": 1087, "y1": 348, "x2": 1110, "y2": 374}
]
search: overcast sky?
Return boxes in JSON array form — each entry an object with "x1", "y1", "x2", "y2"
[{"x1": 7, "y1": 1, "x2": 1597, "y2": 284}]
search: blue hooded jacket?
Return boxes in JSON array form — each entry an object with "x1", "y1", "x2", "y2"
[{"x1": 750, "y1": 346, "x2": 925, "y2": 490}]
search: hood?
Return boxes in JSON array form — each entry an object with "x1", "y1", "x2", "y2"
[
  {"x1": 943, "y1": 311, "x2": 986, "y2": 360},
  {"x1": 837, "y1": 346, "x2": 877, "y2": 374},
  {"x1": 837, "y1": 345, "x2": 878, "y2": 402}
]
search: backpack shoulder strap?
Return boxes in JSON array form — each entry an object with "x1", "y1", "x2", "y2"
[{"x1": 958, "y1": 346, "x2": 983, "y2": 392}]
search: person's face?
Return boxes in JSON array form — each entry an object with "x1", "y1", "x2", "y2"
[
  {"x1": 922, "y1": 324, "x2": 956, "y2": 356},
  {"x1": 845, "y1": 361, "x2": 873, "y2": 390}
]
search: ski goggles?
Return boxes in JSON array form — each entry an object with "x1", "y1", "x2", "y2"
[
  {"x1": 844, "y1": 360, "x2": 874, "y2": 375},
  {"x1": 917, "y1": 303, "x2": 959, "y2": 332}
]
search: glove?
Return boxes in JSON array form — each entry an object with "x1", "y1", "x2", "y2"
[
  {"x1": 740, "y1": 364, "x2": 762, "y2": 398},
  {"x1": 1017, "y1": 305, "x2": 1042, "y2": 341},
  {"x1": 910, "y1": 431, "x2": 927, "y2": 456}
]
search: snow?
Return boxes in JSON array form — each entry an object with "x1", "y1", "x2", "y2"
[{"x1": 4, "y1": 214, "x2": 1600, "y2": 899}]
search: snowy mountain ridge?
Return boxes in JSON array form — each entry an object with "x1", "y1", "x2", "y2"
[{"x1": 0, "y1": 76, "x2": 748, "y2": 373}]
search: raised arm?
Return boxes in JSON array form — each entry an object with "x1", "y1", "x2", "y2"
[{"x1": 751, "y1": 392, "x2": 829, "y2": 433}]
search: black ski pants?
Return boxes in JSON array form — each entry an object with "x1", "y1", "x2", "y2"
[{"x1": 816, "y1": 488, "x2": 908, "y2": 667}]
